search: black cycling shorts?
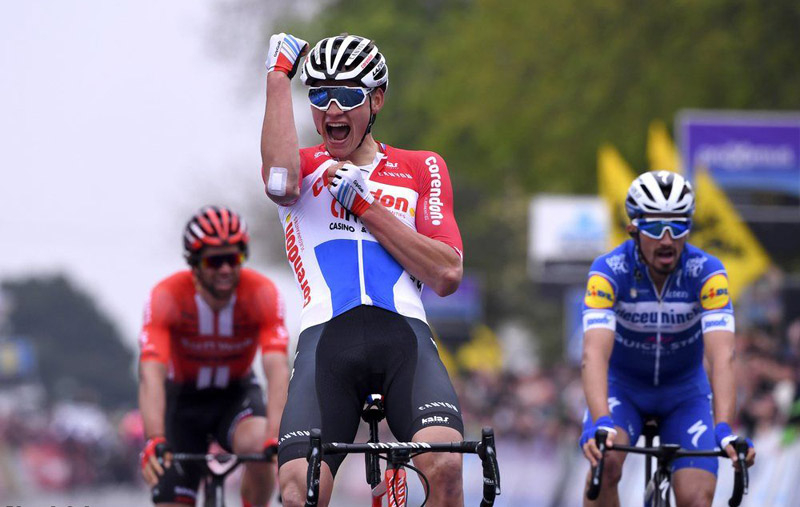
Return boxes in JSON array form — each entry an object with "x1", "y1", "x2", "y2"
[
  {"x1": 277, "y1": 305, "x2": 463, "y2": 476},
  {"x1": 151, "y1": 374, "x2": 266, "y2": 505}
]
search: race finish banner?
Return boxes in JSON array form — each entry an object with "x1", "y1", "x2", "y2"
[
  {"x1": 677, "y1": 110, "x2": 800, "y2": 198},
  {"x1": 598, "y1": 121, "x2": 772, "y2": 302}
]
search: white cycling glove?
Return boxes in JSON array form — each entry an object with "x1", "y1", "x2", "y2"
[
  {"x1": 265, "y1": 33, "x2": 308, "y2": 78},
  {"x1": 328, "y1": 163, "x2": 374, "y2": 217}
]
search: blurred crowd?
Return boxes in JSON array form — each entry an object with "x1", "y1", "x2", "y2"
[
  {"x1": 0, "y1": 385, "x2": 143, "y2": 495},
  {"x1": 455, "y1": 324, "x2": 800, "y2": 453},
  {"x1": 1, "y1": 281, "x2": 797, "y2": 495},
  {"x1": 455, "y1": 270, "x2": 800, "y2": 449}
]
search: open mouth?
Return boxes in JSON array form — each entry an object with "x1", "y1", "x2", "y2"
[
  {"x1": 655, "y1": 249, "x2": 675, "y2": 264},
  {"x1": 326, "y1": 122, "x2": 351, "y2": 141}
]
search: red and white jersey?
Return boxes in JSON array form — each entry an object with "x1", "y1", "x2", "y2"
[
  {"x1": 138, "y1": 269, "x2": 289, "y2": 387},
  {"x1": 279, "y1": 142, "x2": 463, "y2": 332}
]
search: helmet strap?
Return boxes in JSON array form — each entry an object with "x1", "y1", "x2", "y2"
[{"x1": 355, "y1": 93, "x2": 376, "y2": 150}]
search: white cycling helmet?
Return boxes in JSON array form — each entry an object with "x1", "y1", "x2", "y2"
[
  {"x1": 625, "y1": 170, "x2": 695, "y2": 219},
  {"x1": 300, "y1": 34, "x2": 389, "y2": 90}
]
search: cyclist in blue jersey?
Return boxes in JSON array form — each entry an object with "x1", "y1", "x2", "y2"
[
  {"x1": 260, "y1": 34, "x2": 465, "y2": 507},
  {"x1": 580, "y1": 171, "x2": 755, "y2": 506}
]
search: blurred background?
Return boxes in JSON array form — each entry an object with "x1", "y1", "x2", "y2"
[{"x1": 1, "y1": 0, "x2": 799, "y2": 505}]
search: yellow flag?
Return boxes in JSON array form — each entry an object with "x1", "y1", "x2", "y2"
[
  {"x1": 597, "y1": 121, "x2": 772, "y2": 302},
  {"x1": 648, "y1": 120, "x2": 771, "y2": 301},
  {"x1": 598, "y1": 144, "x2": 636, "y2": 248},
  {"x1": 688, "y1": 170, "x2": 771, "y2": 301},
  {"x1": 429, "y1": 327, "x2": 458, "y2": 376},
  {"x1": 648, "y1": 120, "x2": 682, "y2": 172},
  {"x1": 456, "y1": 325, "x2": 503, "y2": 373}
]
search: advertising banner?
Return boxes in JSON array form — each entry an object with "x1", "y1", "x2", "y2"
[
  {"x1": 528, "y1": 195, "x2": 609, "y2": 265},
  {"x1": 678, "y1": 111, "x2": 800, "y2": 197}
]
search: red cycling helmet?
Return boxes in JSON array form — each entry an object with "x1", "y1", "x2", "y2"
[{"x1": 183, "y1": 205, "x2": 249, "y2": 265}]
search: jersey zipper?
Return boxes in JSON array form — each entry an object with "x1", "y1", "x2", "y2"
[
  {"x1": 357, "y1": 236, "x2": 372, "y2": 305},
  {"x1": 654, "y1": 298, "x2": 662, "y2": 386},
  {"x1": 356, "y1": 159, "x2": 381, "y2": 307},
  {"x1": 647, "y1": 271, "x2": 670, "y2": 387}
]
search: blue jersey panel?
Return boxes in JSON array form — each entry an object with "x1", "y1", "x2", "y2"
[
  {"x1": 315, "y1": 239, "x2": 361, "y2": 317},
  {"x1": 362, "y1": 240, "x2": 404, "y2": 313},
  {"x1": 582, "y1": 241, "x2": 734, "y2": 389}
]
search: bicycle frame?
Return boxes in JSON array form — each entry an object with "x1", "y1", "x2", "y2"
[
  {"x1": 170, "y1": 452, "x2": 273, "y2": 507},
  {"x1": 587, "y1": 430, "x2": 749, "y2": 507}
]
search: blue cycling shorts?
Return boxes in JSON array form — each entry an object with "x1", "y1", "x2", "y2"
[{"x1": 582, "y1": 380, "x2": 718, "y2": 475}]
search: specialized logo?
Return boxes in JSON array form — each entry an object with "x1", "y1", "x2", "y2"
[
  {"x1": 422, "y1": 416, "x2": 450, "y2": 425},
  {"x1": 700, "y1": 274, "x2": 730, "y2": 310},
  {"x1": 284, "y1": 216, "x2": 311, "y2": 307},
  {"x1": 584, "y1": 275, "x2": 615, "y2": 309},
  {"x1": 659, "y1": 477, "x2": 669, "y2": 500},
  {"x1": 608, "y1": 397, "x2": 621, "y2": 413},
  {"x1": 685, "y1": 256, "x2": 708, "y2": 277},
  {"x1": 605, "y1": 254, "x2": 628, "y2": 275},
  {"x1": 687, "y1": 419, "x2": 707, "y2": 448},
  {"x1": 424, "y1": 156, "x2": 445, "y2": 225}
]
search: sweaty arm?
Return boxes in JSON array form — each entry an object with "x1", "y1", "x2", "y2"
[
  {"x1": 262, "y1": 352, "x2": 289, "y2": 440},
  {"x1": 261, "y1": 72, "x2": 302, "y2": 205},
  {"x1": 139, "y1": 361, "x2": 168, "y2": 439},
  {"x1": 361, "y1": 153, "x2": 463, "y2": 296},
  {"x1": 582, "y1": 327, "x2": 615, "y2": 424},
  {"x1": 138, "y1": 285, "x2": 175, "y2": 439},
  {"x1": 703, "y1": 330, "x2": 736, "y2": 426},
  {"x1": 360, "y1": 204, "x2": 462, "y2": 296},
  {"x1": 257, "y1": 282, "x2": 291, "y2": 440}
]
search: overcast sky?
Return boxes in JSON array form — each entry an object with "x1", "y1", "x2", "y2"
[{"x1": 0, "y1": 1, "x2": 310, "y2": 348}]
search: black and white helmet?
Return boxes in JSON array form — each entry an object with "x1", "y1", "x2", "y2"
[
  {"x1": 300, "y1": 34, "x2": 389, "y2": 90},
  {"x1": 625, "y1": 170, "x2": 695, "y2": 219}
]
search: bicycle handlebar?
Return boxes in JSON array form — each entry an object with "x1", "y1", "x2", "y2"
[
  {"x1": 586, "y1": 429, "x2": 749, "y2": 506},
  {"x1": 728, "y1": 438, "x2": 749, "y2": 507},
  {"x1": 170, "y1": 452, "x2": 275, "y2": 463},
  {"x1": 586, "y1": 430, "x2": 608, "y2": 500},
  {"x1": 305, "y1": 429, "x2": 323, "y2": 507},
  {"x1": 303, "y1": 427, "x2": 501, "y2": 507}
]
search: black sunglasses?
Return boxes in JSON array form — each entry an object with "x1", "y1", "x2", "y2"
[{"x1": 200, "y1": 252, "x2": 245, "y2": 269}]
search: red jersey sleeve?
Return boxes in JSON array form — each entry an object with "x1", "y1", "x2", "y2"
[
  {"x1": 414, "y1": 152, "x2": 463, "y2": 258},
  {"x1": 256, "y1": 279, "x2": 290, "y2": 355},
  {"x1": 138, "y1": 283, "x2": 175, "y2": 364}
]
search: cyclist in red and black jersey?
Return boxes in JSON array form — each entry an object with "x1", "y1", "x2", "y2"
[{"x1": 138, "y1": 206, "x2": 290, "y2": 507}]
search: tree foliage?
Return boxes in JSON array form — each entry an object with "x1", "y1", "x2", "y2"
[
  {"x1": 2, "y1": 275, "x2": 135, "y2": 408},
  {"x1": 269, "y1": 0, "x2": 800, "y2": 353}
]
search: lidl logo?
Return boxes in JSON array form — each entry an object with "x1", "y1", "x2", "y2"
[
  {"x1": 585, "y1": 275, "x2": 615, "y2": 309},
  {"x1": 700, "y1": 274, "x2": 730, "y2": 310}
]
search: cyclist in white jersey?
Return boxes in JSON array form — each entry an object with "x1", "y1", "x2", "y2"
[{"x1": 261, "y1": 33, "x2": 465, "y2": 507}]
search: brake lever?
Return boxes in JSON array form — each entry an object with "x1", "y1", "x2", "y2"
[
  {"x1": 586, "y1": 429, "x2": 608, "y2": 501},
  {"x1": 479, "y1": 428, "x2": 501, "y2": 507}
]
